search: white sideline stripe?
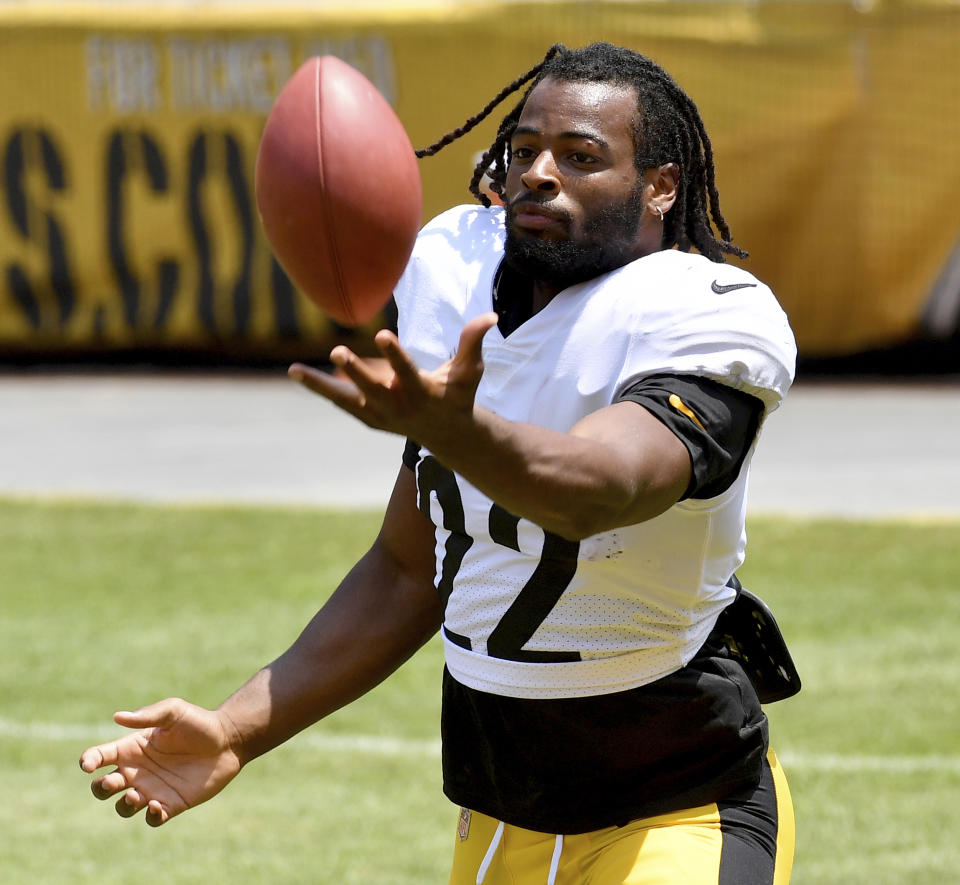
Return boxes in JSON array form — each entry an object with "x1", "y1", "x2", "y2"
[
  {"x1": 0, "y1": 717, "x2": 441, "y2": 758},
  {"x1": 778, "y1": 750, "x2": 960, "y2": 774},
  {"x1": 300, "y1": 732, "x2": 442, "y2": 757},
  {"x1": 4, "y1": 718, "x2": 959, "y2": 773}
]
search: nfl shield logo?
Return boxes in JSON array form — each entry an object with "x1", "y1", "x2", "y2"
[{"x1": 457, "y1": 807, "x2": 472, "y2": 841}]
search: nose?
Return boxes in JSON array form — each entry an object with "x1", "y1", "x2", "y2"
[{"x1": 519, "y1": 151, "x2": 560, "y2": 193}]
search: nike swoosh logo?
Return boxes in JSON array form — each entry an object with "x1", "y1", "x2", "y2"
[
  {"x1": 668, "y1": 394, "x2": 706, "y2": 431},
  {"x1": 711, "y1": 280, "x2": 758, "y2": 294}
]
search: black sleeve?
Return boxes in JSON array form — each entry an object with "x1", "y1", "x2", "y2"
[
  {"x1": 615, "y1": 373, "x2": 764, "y2": 500},
  {"x1": 381, "y1": 296, "x2": 399, "y2": 335},
  {"x1": 402, "y1": 437, "x2": 421, "y2": 471}
]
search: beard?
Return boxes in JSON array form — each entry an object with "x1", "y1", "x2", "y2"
[{"x1": 503, "y1": 185, "x2": 647, "y2": 288}]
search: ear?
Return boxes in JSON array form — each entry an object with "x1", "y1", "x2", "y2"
[{"x1": 645, "y1": 162, "x2": 679, "y2": 216}]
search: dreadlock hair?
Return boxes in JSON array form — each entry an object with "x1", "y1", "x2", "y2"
[{"x1": 415, "y1": 42, "x2": 746, "y2": 262}]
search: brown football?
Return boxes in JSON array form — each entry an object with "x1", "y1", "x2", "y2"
[{"x1": 255, "y1": 56, "x2": 422, "y2": 326}]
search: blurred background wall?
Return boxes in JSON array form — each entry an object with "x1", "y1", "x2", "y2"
[{"x1": 1, "y1": 0, "x2": 958, "y2": 371}]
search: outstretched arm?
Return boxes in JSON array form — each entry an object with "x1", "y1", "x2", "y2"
[
  {"x1": 289, "y1": 314, "x2": 691, "y2": 541},
  {"x1": 80, "y1": 466, "x2": 441, "y2": 825},
  {"x1": 216, "y1": 466, "x2": 441, "y2": 764}
]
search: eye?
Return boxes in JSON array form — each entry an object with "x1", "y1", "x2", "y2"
[
  {"x1": 567, "y1": 151, "x2": 599, "y2": 166},
  {"x1": 511, "y1": 146, "x2": 536, "y2": 161}
]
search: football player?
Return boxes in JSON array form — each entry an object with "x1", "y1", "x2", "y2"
[{"x1": 81, "y1": 42, "x2": 798, "y2": 884}]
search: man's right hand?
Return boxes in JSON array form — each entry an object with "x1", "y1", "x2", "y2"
[{"x1": 79, "y1": 697, "x2": 243, "y2": 826}]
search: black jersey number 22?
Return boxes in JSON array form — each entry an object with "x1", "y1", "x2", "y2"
[{"x1": 416, "y1": 455, "x2": 581, "y2": 663}]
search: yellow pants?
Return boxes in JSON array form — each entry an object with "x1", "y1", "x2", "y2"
[{"x1": 449, "y1": 750, "x2": 794, "y2": 885}]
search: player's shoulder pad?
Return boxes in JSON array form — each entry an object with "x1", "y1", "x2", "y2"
[
  {"x1": 394, "y1": 205, "x2": 505, "y2": 371},
  {"x1": 610, "y1": 251, "x2": 797, "y2": 410},
  {"x1": 413, "y1": 204, "x2": 505, "y2": 254}
]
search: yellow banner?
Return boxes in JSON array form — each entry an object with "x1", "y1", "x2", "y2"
[
  {"x1": 0, "y1": 19, "x2": 402, "y2": 359},
  {"x1": 1, "y1": 3, "x2": 958, "y2": 358}
]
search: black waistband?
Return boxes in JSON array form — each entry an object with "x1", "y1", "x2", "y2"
[{"x1": 440, "y1": 639, "x2": 769, "y2": 834}]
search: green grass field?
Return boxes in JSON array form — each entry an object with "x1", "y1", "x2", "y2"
[{"x1": 2, "y1": 499, "x2": 958, "y2": 883}]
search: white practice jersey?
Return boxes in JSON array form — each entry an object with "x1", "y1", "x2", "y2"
[{"x1": 396, "y1": 205, "x2": 796, "y2": 700}]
